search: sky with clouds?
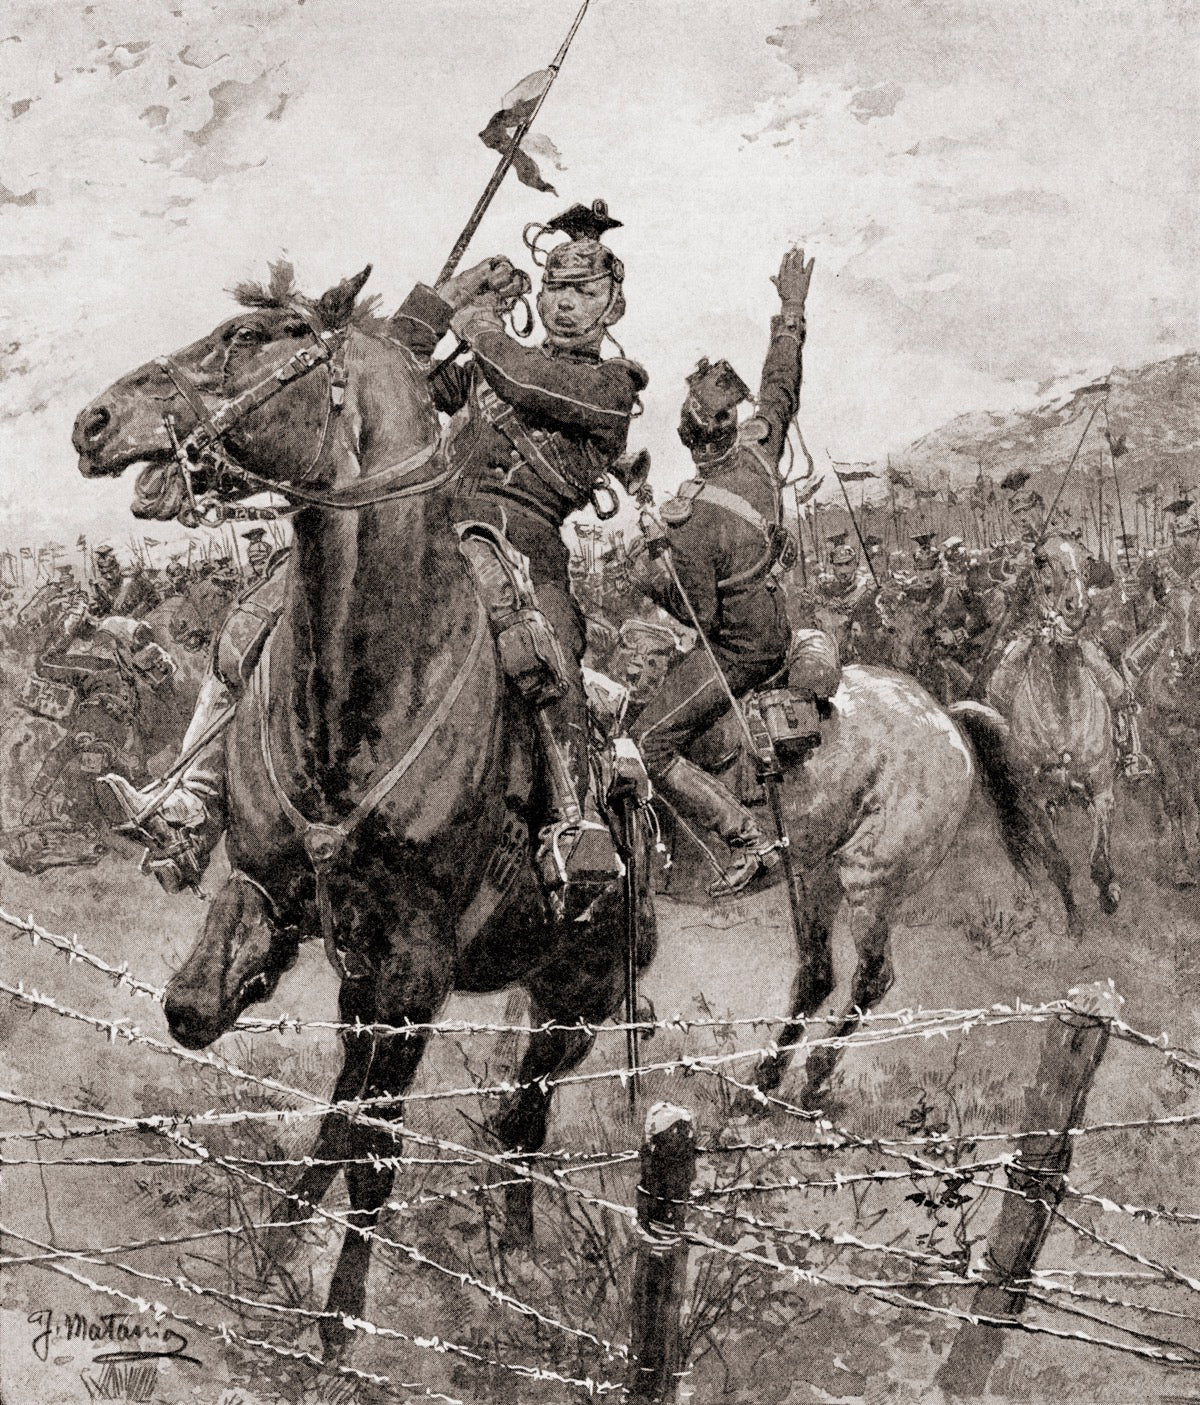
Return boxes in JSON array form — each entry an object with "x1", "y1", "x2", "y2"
[{"x1": 0, "y1": 0, "x2": 1196, "y2": 548}]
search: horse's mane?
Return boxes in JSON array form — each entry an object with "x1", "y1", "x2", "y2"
[{"x1": 229, "y1": 259, "x2": 384, "y2": 329}]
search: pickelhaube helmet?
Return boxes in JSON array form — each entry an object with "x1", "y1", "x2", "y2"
[
  {"x1": 525, "y1": 199, "x2": 625, "y2": 288},
  {"x1": 685, "y1": 358, "x2": 751, "y2": 421},
  {"x1": 827, "y1": 530, "x2": 858, "y2": 569},
  {"x1": 911, "y1": 532, "x2": 939, "y2": 571}
]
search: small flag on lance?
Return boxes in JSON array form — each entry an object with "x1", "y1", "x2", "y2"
[
  {"x1": 480, "y1": 70, "x2": 562, "y2": 194},
  {"x1": 1105, "y1": 429, "x2": 1128, "y2": 458}
]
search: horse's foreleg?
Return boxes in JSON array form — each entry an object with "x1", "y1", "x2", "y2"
[
  {"x1": 489, "y1": 1001, "x2": 597, "y2": 1248},
  {"x1": 262, "y1": 977, "x2": 378, "y2": 1264},
  {"x1": 1088, "y1": 784, "x2": 1120, "y2": 914},
  {"x1": 318, "y1": 912, "x2": 454, "y2": 1355},
  {"x1": 801, "y1": 894, "x2": 895, "y2": 1109},
  {"x1": 1032, "y1": 800, "x2": 1083, "y2": 940},
  {"x1": 755, "y1": 862, "x2": 840, "y2": 1097}
]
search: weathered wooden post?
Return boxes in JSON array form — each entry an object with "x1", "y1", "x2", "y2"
[
  {"x1": 936, "y1": 979, "x2": 1123, "y2": 1398},
  {"x1": 627, "y1": 1103, "x2": 697, "y2": 1404}
]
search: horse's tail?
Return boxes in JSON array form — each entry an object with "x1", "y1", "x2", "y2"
[{"x1": 950, "y1": 701, "x2": 1042, "y2": 881}]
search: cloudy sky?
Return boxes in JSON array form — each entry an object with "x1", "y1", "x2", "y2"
[{"x1": 1, "y1": 0, "x2": 1196, "y2": 549}]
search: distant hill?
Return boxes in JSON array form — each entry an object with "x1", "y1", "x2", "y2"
[
  {"x1": 803, "y1": 353, "x2": 1200, "y2": 557},
  {"x1": 881, "y1": 352, "x2": 1200, "y2": 548}
]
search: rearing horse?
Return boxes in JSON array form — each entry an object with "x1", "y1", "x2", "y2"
[
  {"x1": 72, "y1": 266, "x2": 656, "y2": 1352},
  {"x1": 987, "y1": 532, "x2": 1120, "y2": 922}
]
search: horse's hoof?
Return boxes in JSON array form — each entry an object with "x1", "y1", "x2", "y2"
[
  {"x1": 318, "y1": 1312, "x2": 355, "y2": 1358},
  {"x1": 1099, "y1": 883, "x2": 1121, "y2": 915}
]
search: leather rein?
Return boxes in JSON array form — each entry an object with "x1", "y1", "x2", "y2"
[{"x1": 155, "y1": 307, "x2": 455, "y2": 525}]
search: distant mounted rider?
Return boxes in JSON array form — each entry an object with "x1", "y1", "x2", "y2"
[
  {"x1": 392, "y1": 197, "x2": 649, "y2": 893},
  {"x1": 804, "y1": 532, "x2": 869, "y2": 660},
  {"x1": 629, "y1": 246, "x2": 816, "y2": 895}
]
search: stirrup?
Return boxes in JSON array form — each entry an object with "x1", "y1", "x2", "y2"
[
  {"x1": 707, "y1": 841, "x2": 783, "y2": 900},
  {"x1": 1121, "y1": 752, "x2": 1153, "y2": 782},
  {"x1": 94, "y1": 772, "x2": 204, "y2": 889},
  {"x1": 536, "y1": 818, "x2": 626, "y2": 920}
]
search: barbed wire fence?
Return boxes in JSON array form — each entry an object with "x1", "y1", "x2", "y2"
[{"x1": 3, "y1": 904, "x2": 1200, "y2": 1403}]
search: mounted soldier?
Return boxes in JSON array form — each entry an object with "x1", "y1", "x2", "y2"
[
  {"x1": 805, "y1": 531, "x2": 869, "y2": 660},
  {"x1": 100, "y1": 200, "x2": 649, "y2": 901},
  {"x1": 628, "y1": 246, "x2": 821, "y2": 896},
  {"x1": 391, "y1": 197, "x2": 648, "y2": 893}
]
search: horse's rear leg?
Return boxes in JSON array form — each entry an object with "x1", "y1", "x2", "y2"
[
  {"x1": 1088, "y1": 785, "x2": 1120, "y2": 914},
  {"x1": 489, "y1": 1000, "x2": 598, "y2": 1248},
  {"x1": 1032, "y1": 802, "x2": 1083, "y2": 940},
  {"x1": 755, "y1": 862, "x2": 841, "y2": 1097}
]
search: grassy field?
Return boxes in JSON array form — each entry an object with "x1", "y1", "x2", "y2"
[{"x1": 2, "y1": 777, "x2": 1199, "y2": 1405}]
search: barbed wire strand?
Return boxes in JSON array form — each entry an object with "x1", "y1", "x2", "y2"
[
  {"x1": 0, "y1": 1216, "x2": 326, "y2": 1267},
  {"x1": 4, "y1": 904, "x2": 1107, "y2": 1038},
  {"x1": 1, "y1": 1227, "x2": 457, "y2": 1403},
  {"x1": 0, "y1": 1224, "x2": 623, "y2": 1399},
  {"x1": 680, "y1": 1226, "x2": 1200, "y2": 1369}
]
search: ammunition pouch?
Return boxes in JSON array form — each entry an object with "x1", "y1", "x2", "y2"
[
  {"x1": 748, "y1": 689, "x2": 821, "y2": 765},
  {"x1": 456, "y1": 521, "x2": 571, "y2": 710}
]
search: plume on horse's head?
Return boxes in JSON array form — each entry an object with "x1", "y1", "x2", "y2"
[{"x1": 228, "y1": 260, "x2": 380, "y2": 327}]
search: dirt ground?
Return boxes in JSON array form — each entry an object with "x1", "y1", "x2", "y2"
[{"x1": 2, "y1": 776, "x2": 1199, "y2": 1405}]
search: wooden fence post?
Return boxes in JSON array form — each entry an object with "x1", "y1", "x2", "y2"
[
  {"x1": 627, "y1": 1102, "x2": 697, "y2": 1404},
  {"x1": 936, "y1": 978, "x2": 1123, "y2": 1398}
]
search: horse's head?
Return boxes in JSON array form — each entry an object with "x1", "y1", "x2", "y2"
[
  {"x1": 163, "y1": 874, "x2": 299, "y2": 1048},
  {"x1": 73, "y1": 263, "x2": 373, "y2": 521},
  {"x1": 1033, "y1": 533, "x2": 1090, "y2": 639}
]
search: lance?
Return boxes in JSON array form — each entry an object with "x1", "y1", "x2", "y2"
[
  {"x1": 830, "y1": 460, "x2": 880, "y2": 587},
  {"x1": 1034, "y1": 395, "x2": 1104, "y2": 546},
  {"x1": 434, "y1": 0, "x2": 593, "y2": 289},
  {"x1": 792, "y1": 483, "x2": 809, "y2": 588},
  {"x1": 1105, "y1": 406, "x2": 1136, "y2": 597}
]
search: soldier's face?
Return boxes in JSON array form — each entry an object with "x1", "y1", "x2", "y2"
[
  {"x1": 538, "y1": 278, "x2": 613, "y2": 342},
  {"x1": 833, "y1": 563, "x2": 857, "y2": 587}
]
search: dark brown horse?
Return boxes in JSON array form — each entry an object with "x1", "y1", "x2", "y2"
[{"x1": 72, "y1": 267, "x2": 655, "y2": 1352}]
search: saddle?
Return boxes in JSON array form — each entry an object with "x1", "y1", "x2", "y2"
[{"x1": 689, "y1": 627, "x2": 841, "y2": 800}]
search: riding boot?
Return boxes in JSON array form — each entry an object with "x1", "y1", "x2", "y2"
[
  {"x1": 95, "y1": 672, "x2": 230, "y2": 892},
  {"x1": 533, "y1": 709, "x2": 622, "y2": 915},
  {"x1": 656, "y1": 755, "x2": 781, "y2": 898}
]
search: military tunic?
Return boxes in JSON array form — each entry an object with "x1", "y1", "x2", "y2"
[
  {"x1": 631, "y1": 306, "x2": 803, "y2": 771},
  {"x1": 393, "y1": 283, "x2": 647, "y2": 788}
]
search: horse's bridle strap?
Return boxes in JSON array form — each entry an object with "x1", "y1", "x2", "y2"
[
  {"x1": 156, "y1": 333, "x2": 337, "y2": 452},
  {"x1": 230, "y1": 439, "x2": 457, "y2": 513}
]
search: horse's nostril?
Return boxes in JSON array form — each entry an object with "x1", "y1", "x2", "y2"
[{"x1": 82, "y1": 406, "x2": 111, "y2": 442}]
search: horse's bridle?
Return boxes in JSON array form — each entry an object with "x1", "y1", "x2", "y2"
[{"x1": 154, "y1": 305, "x2": 454, "y2": 525}]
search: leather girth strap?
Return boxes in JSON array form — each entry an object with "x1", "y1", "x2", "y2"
[{"x1": 254, "y1": 598, "x2": 489, "y2": 979}]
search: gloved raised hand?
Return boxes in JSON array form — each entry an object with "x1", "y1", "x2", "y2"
[{"x1": 771, "y1": 246, "x2": 815, "y2": 311}]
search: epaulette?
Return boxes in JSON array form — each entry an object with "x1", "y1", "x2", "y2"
[{"x1": 603, "y1": 355, "x2": 649, "y2": 392}]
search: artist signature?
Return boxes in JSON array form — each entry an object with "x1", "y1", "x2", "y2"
[{"x1": 28, "y1": 1309, "x2": 201, "y2": 1366}]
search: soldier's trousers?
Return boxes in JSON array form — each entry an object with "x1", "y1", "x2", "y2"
[{"x1": 633, "y1": 645, "x2": 782, "y2": 772}]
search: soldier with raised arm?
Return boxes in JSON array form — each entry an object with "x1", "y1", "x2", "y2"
[{"x1": 629, "y1": 247, "x2": 817, "y2": 895}]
